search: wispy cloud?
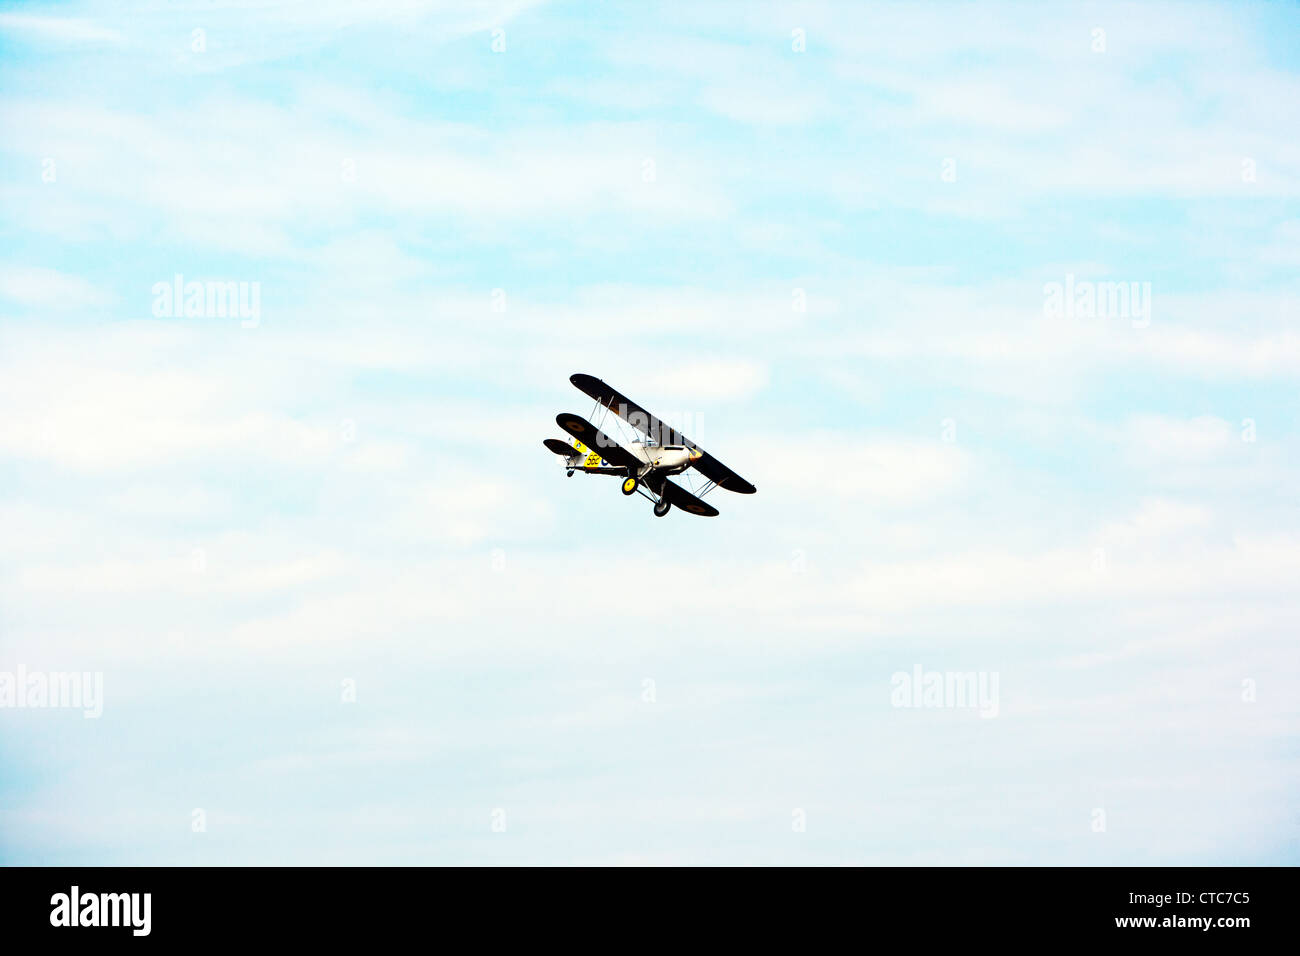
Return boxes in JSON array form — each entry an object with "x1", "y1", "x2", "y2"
[{"x1": 0, "y1": 13, "x2": 122, "y2": 45}]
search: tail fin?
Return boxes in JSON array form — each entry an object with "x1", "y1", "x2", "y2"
[{"x1": 543, "y1": 437, "x2": 605, "y2": 470}]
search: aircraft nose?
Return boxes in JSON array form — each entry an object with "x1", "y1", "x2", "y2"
[{"x1": 689, "y1": 448, "x2": 703, "y2": 462}]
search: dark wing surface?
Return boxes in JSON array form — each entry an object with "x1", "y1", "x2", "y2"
[
  {"x1": 554, "y1": 413, "x2": 641, "y2": 471},
  {"x1": 570, "y1": 373, "x2": 757, "y2": 494},
  {"x1": 658, "y1": 478, "x2": 720, "y2": 517},
  {"x1": 543, "y1": 438, "x2": 579, "y2": 457}
]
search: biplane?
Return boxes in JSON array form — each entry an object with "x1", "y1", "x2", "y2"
[{"x1": 543, "y1": 373, "x2": 757, "y2": 517}]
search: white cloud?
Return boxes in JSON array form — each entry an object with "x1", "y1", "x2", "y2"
[
  {"x1": 641, "y1": 360, "x2": 768, "y2": 402},
  {"x1": 0, "y1": 98, "x2": 730, "y2": 255},
  {"x1": 1121, "y1": 415, "x2": 1236, "y2": 461},
  {"x1": 397, "y1": 478, "x2": 556, "y2": 546},
  {"x1": 0, "y1": 266, "x2": 113, "y2": 310},
  {"x1": 0, "y1": 14, "x2": 122, "y2": 45},
  {"x1": 850, "y1": 528, "x2": 1300, "y2": 614},
  {"x1": 16, "y1": 549, "x2": 352, "y2": 598},
  {"x1": 744, "y1": 433, "x2": 969, "y2": 505}
]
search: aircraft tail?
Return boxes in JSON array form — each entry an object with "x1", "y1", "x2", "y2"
[{"x1": 542, "y1": 437, "x2": 604, "y2": 469}]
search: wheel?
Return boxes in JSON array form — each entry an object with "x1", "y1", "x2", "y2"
[
  {"x1": 566, "y1": 470, "x2": 574, "y2": 477},
  {"x1": 653, "y1": 498, "x2": 671, "y2": 517},
  {"x1": 621, "y1": 476, "x2": 638, "y2": 496}
]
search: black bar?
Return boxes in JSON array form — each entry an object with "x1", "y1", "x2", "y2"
[{"x1": 0, "y1": 866, "x2": 1287, "y2": 943}]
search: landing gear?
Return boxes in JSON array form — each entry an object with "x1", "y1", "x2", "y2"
[
  {"x1": 621, "y1": 476, "x2": 638, "y2": 496},
  {"x1": 653, "y1": 497, "x2": 671, "y2": 517},
  {"x1": 566, "y1": 470, "x2": 574, "y2": 477}
]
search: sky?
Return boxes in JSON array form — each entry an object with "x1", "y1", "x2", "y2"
[{"x1": 0, "y1": 0, "x2": 1297, "y2": 865}]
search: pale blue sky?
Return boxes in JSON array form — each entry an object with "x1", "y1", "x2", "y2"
[{"x1": 1, "y1": 1, "x2": 1297, "y2": 864}]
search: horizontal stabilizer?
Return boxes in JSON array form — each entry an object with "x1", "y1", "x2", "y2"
[{"x1": 543, "y1": 438, "x2": 578, "y2": 457}]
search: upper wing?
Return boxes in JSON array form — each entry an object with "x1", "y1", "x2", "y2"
[
  {"x1": 554, "y1": 413, "x2": 642, "y2": 471},
  {"x1": 570, "y1": 373, "x2": 757, "y2": 494},
  {"x1": 657, "y1": 477, "x2": 720, "y2": 517}
]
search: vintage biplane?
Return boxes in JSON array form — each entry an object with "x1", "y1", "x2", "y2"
[{"x1": 543, "y1": 373, "x2": 757, "y2": 517}]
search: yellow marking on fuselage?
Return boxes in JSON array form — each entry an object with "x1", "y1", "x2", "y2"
[{"x1": 573, "y1": 439, "x2": 602, "y2": 469}]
